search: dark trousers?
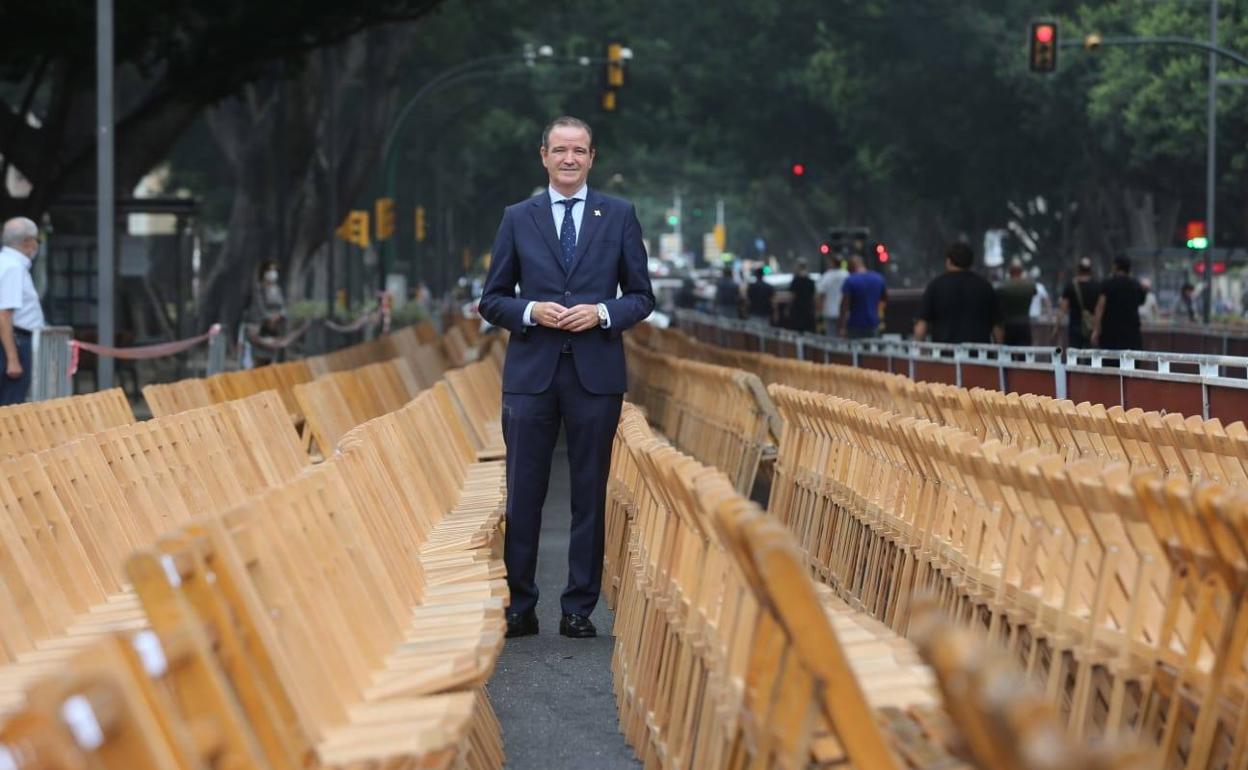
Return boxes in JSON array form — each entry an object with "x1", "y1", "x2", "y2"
[
  {"x1": 0, "y1": 334, "x2": 32, "y2": 406},
  {"x1": 501, "y1": 352, "x2": 623, "y2": 617}
]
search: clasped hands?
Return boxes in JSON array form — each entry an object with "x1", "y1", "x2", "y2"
[{"x1": 532, "y1": 302, "x2": 600, "y2": 333}]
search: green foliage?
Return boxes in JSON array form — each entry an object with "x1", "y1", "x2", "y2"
[
  {"x1": 390, "y1": 301, "x2": 430, "y2": 327},
  {"x1": 288, "y1": 300, "x2": 328, "y2": 322}
]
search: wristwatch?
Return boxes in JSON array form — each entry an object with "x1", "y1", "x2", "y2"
[{"x1": 596, "y1": 303, "x2": 609, "y2": 327}]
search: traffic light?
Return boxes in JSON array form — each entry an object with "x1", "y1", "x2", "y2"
[
  {"x1": 1186, "y1": 220, "x2": 1208, "y2": 249},
  {"x1": 336, "y1": 210, "x2": 370, "y2": 248},
  {"x1": 374, "y1": 197, "x2": 395, "y2": 241},
  {"x1": 819, "y1": 242, "x2": 831, "y2": 256},
  {"x1": 1029, "y1": 21, "x2": 1058, "y2": 73},
  {"x1": 666, "y1": 209, "x2": 680, "y2": 227},
  {"x1": 414, "y1": 205, "x2": 427, "y2": 243},
  {"x1": 875, "y1": 242, "x2": 890, "y2": 264},
  {"x1": 791, "y1": 163, "x2": 806, "y2": 177},
  {"x1": 828, "y1": 226, "x2": 870, "y2": 258},
  {"x1": 606, "y1": 42, "x2": 626, "y2": 88},
  {"x1": 603, "y1": 42, "x2": 626, "y2": 112}
]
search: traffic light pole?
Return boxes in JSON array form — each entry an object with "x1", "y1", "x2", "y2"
[
  {"x1": 1204, "y1": 0, "x2": 1217, "y2": 323},
  {"x1": 378, "y1": 50, "x2": 626, "y2": 290}
]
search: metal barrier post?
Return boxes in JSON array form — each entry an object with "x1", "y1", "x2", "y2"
[
  {"x1": 30, "y1": 326, "x2": 74, "y2": 401},
  {"x1": 206, "y1": 326, "x2": 226, "y2": 376}
]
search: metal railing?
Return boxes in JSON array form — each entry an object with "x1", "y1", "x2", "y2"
[
  {"x1": 30, "y1": 326, "x2": 74, "y2": 401},
  {"x1": 672, "y1": 309, "x2": 1248, "y2": 418}
]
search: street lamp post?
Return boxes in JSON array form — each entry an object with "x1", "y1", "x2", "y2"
[
  {"x1": 377, "y1": 47, "x2": 632, "y2": 288},
  {"x1": 96, "y1": 0, "x2": 115, "y2": 389}
]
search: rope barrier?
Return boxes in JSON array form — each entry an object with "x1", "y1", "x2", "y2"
[{"x1": 69, "y1": 324, "x2": 221, "y2": 376}]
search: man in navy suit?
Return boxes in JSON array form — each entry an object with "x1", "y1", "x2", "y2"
[{"x1": 479, "y1": 116, "x2": 654, "y2": 639}]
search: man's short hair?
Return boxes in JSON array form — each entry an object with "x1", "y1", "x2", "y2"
[
  {"x1": 542, "y1": 116, "x2": 593, "y2": 149},
  {"x1": 1113, "y1": 255, "x2": 1132, "y2": 274},
  {"x1": 946, "y1": 242, "x2": 974, "y2": 270},
  {"x1": 1, "y1": 217, "x2": 38, "y2": 248},
  {"x1": 1077, "y1": 257, "x2": 1094, "y2": 275}
]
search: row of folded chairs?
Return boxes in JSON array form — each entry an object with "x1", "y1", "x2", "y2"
[
  {"x1": 634, "y1": 324, "x2": 1248, "y2": 488},
  {"x1": 624, "y1": 338, "x2": 779, "y2": 495},
  {"x1": 143, "y1": 321, "x2": 460, "y2": 421},
  {"x1": 0, "y1": 326, "x2": 510, "y2": 768},
  {"x1": 628, "y1": 322, "x2": 1248, "y2": 768},
  {"x1": 767, "y1": 384, "x2": 1245, "y2": 768},
  {"x1": 605, "y1": 403, "x2": 1138, "y2": 769},
  {"x1": 0, "y1": 320, "x2": 473, "y2": 460},
  {"x1": 0, "y1": 388, "x2": 136, "y2": 460}
]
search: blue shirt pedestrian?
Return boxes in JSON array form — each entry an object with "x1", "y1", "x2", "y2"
[{"x1": 842, "y1": 269, "x2": 887, "y2": 335}]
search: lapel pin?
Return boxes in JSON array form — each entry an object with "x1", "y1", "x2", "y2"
[{"x1": 594, "y1": 209, "x2": 602, "y2": 217}]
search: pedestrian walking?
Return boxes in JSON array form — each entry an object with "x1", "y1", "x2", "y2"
[
  {"x1": 995, "y1": 259, "x2": 1037, "y2": 346},
  {"x1": 1057, "y1": 257, "x2": 1100, "y2": 349},
  {"x1": 1139, "y1": 278, "x2": 1161, "y2": 322},
  {"x1": 478, "y1": 116, "x2": 655, "y2": 640},
  {"x1": 818, "y1": 257, "x2": 848, "y2": 335},
  {"x1": 1175, "y1": 283, "x2": 1198, "y2": 323},
  {"x1": 913, "y1": 242, "x2": 999, "y2": 344},
  {"x1": 714, "y1": 266, "x2": 741, "y2": 318},
  {"x1": 787, "y1": 259, "x2": 816, "y2": 333},
  {"x1": 839, "y1": 256, "x2": 887, "y2": 339},
  {"x1": 1092, "y1": 256, "x2": 1146, "y2": 351},
  {"x1": 0, "y1": 217, "x2": 46, "y2": 406},
  {"x1": 746, "y1": 266, "x2": 775, "y2": 325}
]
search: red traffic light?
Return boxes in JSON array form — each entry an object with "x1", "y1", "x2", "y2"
[
  {"x1": 819, "y1": 242, "x2": 831, "y2": 255},
  {"x1": 1186, "y1": 220, "x2": 1207, "y2": 241},
  {"x1": 1194, "y1": 261, "x2": 1226, "y2": 275},
  {"x1": 875, "y1": 243, "x2": 890, "y2": 263},
  {"x1": 1029, "y1": 21, "x2": 1058, "y2": 73},
  {"x1": 791, "y1": 163, "x2": 806, "y2": 177}
]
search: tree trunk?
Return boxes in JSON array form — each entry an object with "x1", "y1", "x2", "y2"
[{"x1": 195, "y1": 25, "x2": 409, "y2": 331}]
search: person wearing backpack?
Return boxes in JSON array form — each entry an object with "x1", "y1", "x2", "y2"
[{"x1": 1058, "y1": 257, "x2": 1100, "y2": 350}]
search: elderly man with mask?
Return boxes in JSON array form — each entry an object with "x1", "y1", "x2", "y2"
[{"x1": 0, "y1": 218, "x2": 46, "y2": 405}]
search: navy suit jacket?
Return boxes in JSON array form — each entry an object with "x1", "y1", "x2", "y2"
[{"x1": 479, "y1": 189, "x2": 655, "y2": 395}]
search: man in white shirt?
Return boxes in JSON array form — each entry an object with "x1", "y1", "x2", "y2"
[
  {"x1": 817, "y1": 258, "x2": 848, "y2": 335},
  {"x1": 0, "y1": 217, "x2": 46, "y2": 405}
]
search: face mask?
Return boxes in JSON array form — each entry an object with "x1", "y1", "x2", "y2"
[{"x1": 264, "y1": 270, "x2": 279, "y2": 282}]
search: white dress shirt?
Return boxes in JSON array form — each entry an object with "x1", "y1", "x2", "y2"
[
  {"x1": 819, "y1": 268, "x2": 848, "y2": 319},
  {"x1": 523, "y1": 184, "x2": 610, "y2": 328},
  {"x1": 0, "y1": 246, "x2": 45, "y2": 331}
]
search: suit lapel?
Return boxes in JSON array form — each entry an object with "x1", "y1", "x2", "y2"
[
  {"x1": 528, "y1": 195, "x2": 566, "y2": 274},
  {"x1": 567, "y1": 190, "x2": 606, "y2": 281}
]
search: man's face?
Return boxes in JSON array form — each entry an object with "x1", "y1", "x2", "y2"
[
  {"x1": 19, "y1": 235, "x2": 39, "y2": 259},
  {"x1": 541, "y1": 126, "x2": 594, "y2": 192}
]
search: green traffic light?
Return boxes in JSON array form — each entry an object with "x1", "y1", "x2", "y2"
[
  {"x1": 666, "y1": 215, "x2": 679, "y2": 226},
  {"x1": 1187, "y1": 237, "x2": 1209, "y2": 249}
]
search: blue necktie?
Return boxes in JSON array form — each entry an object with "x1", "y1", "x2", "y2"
[{"x1": 558, "y1": 198, "x2": 580, "y2": 269}]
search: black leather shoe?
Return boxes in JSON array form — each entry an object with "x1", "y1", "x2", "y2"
[
  {"x1": 559, "y1": 613, "x2": 597, "y2": 638},
  {"x1": 505, "y1": 610, "x2": 539, "y2": 639}
]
